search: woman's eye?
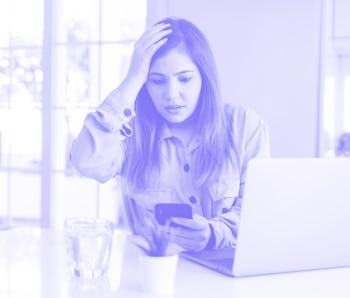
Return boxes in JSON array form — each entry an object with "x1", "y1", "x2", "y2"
[
  {"x1": 179, "y1": 76, "x2": 191, "y2": 83},
  {"x1": 149, "y1": 77, "x2": 165, "y2": 85}
]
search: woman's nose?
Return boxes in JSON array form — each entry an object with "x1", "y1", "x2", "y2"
[{"x1": 164, "y1": 80, "x2": 179, "y2": 100}]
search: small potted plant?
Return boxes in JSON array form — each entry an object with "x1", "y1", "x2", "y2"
[{"x1": 134, "y1": 215, "x2": 179, "y2": 296}]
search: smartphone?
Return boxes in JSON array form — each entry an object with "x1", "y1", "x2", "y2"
[{"x1": 154, "y1": 203, "x2": 193, "y2": 225}]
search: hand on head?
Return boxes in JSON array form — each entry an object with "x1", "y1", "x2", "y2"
[{"x1": 125, "y1": 23, "x2": 172, "y2": 87}]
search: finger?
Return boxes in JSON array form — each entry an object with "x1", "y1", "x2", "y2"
[
  {"x1": 170, "y1": 225, "x2": 202, "y2": 240},
  {"x1": 144, "y1": 36, "x2": 168, "y2": 57},
  {"x1": 169, "y1": 225, "x2": 191, "y2": 240},
  {"x1": 171, "y1": 233, "x2": 206, "y2": 251},
  {"x1": 170, "y1": 224, "x2": 210, "y2": 249},
  {"x1": 172, "y1": 236, "x2": 193, "y2": 250},
  {"x1": 137, "y1": 23, "x2": 171, "y2": 48},
  {"x1": 144, "y1": 29, "x2": 172, "y2": 52},
  {"x1": 171, "y1": 217, "x2": 205, "y2": 230},
  {"x1": 143, "y1": 22, "x2": 171, "y2": 39}
]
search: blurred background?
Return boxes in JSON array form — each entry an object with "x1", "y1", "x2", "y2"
[{"x1": 0, "y1": 0, "x2": 349, "y2": 229}]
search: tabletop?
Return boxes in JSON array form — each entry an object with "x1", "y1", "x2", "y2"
[{"x1": 1, "y1": 228, "x2": 350, "y2": 298}]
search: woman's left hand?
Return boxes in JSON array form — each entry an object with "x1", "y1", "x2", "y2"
[{"x1": 169, "y1": 214, "x2": 211, "y2": 251}]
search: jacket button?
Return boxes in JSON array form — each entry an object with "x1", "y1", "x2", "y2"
[
  {"x1": 123, "y1": 108, "x2": 132, "y2": 117},
  {"x1": 188, "y1": 196, "x2": 197, "y2": 204},
  {"x1": 183, "y1": 163, "x2": 190, "y2": 172},
  {"x1": 222, "y1": 207, "x2": 229, "y2": 213}
]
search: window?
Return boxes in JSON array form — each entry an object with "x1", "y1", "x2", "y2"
[
  {"x1": 0, "y1": 0, "x2": 146, "y2": 229},
  {"x1": 320, "y1": 0, "x2": 350, "y2": 157}
]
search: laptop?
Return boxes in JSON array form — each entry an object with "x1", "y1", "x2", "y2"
[{"x1": 181, "y1": 158, "x2": 350, "y2": 277}]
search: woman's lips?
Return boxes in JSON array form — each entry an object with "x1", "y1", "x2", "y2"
[{"x1": 165, "y1": 105, "x2": 185, "y2": 113}]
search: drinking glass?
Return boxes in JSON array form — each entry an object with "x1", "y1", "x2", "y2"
[{"x1": 65, "y1": 218, "x2": 113, "y2": 278}]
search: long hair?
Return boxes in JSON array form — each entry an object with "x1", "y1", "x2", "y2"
[{"x1": 122, "y1": 17, "x2": 238, "y2": 190}]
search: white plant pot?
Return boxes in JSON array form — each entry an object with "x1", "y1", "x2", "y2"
[{"x1": 138, "y1": 253, "x2": 179, "y2": 297}]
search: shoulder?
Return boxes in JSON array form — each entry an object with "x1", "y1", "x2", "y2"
[
  {"x1": 224, "y1": 103, "x2": 267, "y2": 132},
  {"x1": 223, "y1": 103, "x2": 270, "y2": 159}
]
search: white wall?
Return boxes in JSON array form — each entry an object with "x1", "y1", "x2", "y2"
[
  {"x1": 333, "y1": 0, "x2": 350, "y2": 38},
  {"x1": 147, "y1": 0, "x2": 323, "y2": 157}
]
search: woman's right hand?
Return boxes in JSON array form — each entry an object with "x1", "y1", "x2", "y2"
[{"x1": 122, "y1": 22, "x2": 172, "y2": 90}]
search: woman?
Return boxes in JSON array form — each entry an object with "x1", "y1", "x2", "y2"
[{"x1": 71, "y1": 17, "x2": 270, "y2": 251}]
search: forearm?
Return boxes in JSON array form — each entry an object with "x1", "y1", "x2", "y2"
[
  {"x1": 71, "y1": 22, "x2": 172, "y2": 182},
  {"x1": 70, "y1": 116, "x2": 124, "y2": 182},
  {"x1": 207, "y1": 205, "x2": 241, "y2": 249},
  {"x1": 70, "y1": 86, "x2": 137, "y2": 182}
]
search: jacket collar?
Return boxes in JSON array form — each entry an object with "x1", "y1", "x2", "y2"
[{"x1": 158, "y1": 122, "x2": 201, "y2": 152}]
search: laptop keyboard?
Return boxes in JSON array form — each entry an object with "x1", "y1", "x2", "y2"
[
  {"x1": 209, "y1": 257, "x2": 234, "y2": 269},
  {"x1": 187, "y1": 247, "x2": 235, "y2": 258},
  {"x1": 182, "y1": 247, "x2": 235, "y2": 269}
]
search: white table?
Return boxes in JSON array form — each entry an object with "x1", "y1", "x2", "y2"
[{"x1": 1, "y1": 228, "x2": 350, "y2": 298}]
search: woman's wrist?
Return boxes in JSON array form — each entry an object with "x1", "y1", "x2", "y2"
[
  {"x1": 118, "y1": 76, "x2": 145, "y2": 105},
  {"x1": 95, "y1": 86, "x2": 135, "y2": 135},
  {"x1": 204, "y1": 223, "x2": 216, "y2": 250}
]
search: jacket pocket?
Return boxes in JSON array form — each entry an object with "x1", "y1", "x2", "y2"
[
  {"x1": 131, "y1": 188, "x2": 173, "y2": 212},
  {"x1": 209, "y1": 174, "x2": 240, "y2": 216}
]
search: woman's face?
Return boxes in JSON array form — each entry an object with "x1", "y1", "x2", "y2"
[{"x1": 146, "y1": 46, "x2": 202, "y2": 125}]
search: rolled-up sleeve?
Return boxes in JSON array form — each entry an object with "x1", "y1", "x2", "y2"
[{"x1": 70, "y1": 88, "x2": 135, "y2": 183}]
